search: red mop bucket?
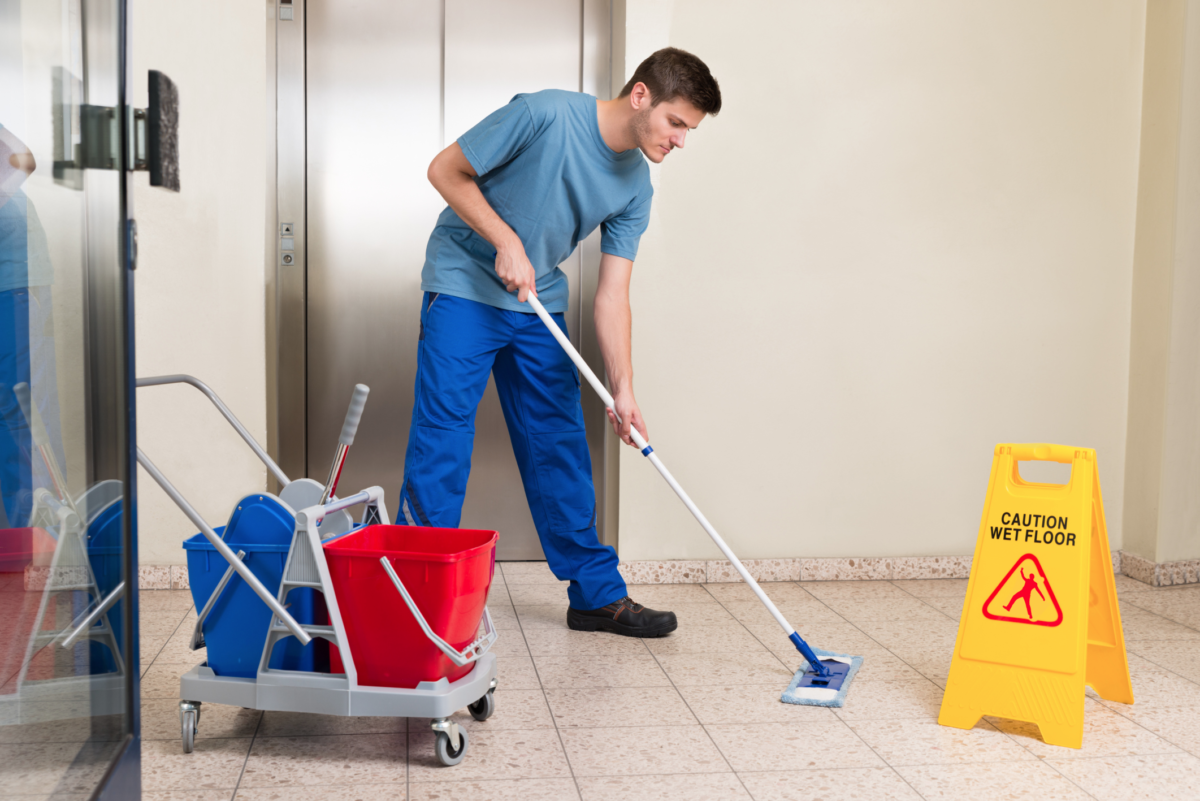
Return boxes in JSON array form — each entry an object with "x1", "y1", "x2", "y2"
[{"x1": 323, "y1": 524, "x2": 496, "y2": 688}]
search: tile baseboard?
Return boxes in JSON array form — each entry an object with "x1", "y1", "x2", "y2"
[
  {"x1": 136, "y1": 550, "x2": 1196, "y2": 589},
  {"x1": 1119, "y1": 551, "x2": 1200, "y2": 587}
]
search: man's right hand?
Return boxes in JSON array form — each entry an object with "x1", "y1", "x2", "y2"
[{"x1": 495, "y1": 240, "x2": 538, "y2": 303}]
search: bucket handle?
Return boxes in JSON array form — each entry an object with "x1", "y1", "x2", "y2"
[
  {"x1": 378, "y1": 557, "x2": 497, "y2": 667},
  {"x1": 190, "y1": 550, "x2": 247, "y2": 651}
]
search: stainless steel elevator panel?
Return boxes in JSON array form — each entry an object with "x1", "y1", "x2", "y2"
[{"x1": 305, "y1": 0, "x2": 610, "y2": 560}]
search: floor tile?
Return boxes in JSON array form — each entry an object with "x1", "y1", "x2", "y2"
[
  {"x1": 414, "y1": 688, "x2": 554, "y2": 732},
  {"x1": 1123, "y1": 597, "x2": 1200, "y2": 629},
  {"x1": 506, "y1": 584, "x2": 572, "y2": 606},
  {"x1": 485, "y1": 604, "x2": 521, "y2": 631},
  {"x1": 707, "y1": 722, "x2": 885, "y2": 771},
  {"x1": 654, "y1": 651, "x2": 794, "y2": 686},
  {"x1": 747, "y1": 623, "x2": 886, "y2": 664},
  {"x1": 820, "y1": 596, "x2": 953, "y2": 624},
  {"x1": 1126, "y1": 640, "x2": 1200, "y2": 683},
  {"x1": 410, "y1": 778, "x2": 576, "y2": 800},
  {"x1": 919, "y1": 597, "x2": 965, "y2": 620},
  {"x1": 1104, "y1": 705, "x2": 1200, "y2": 755},
  {"x1": 544, "y1": 685, "x2": 696, "y2": 728},
  {"x1": 145, "y1": 791, "x2": 236, "y2": 801},
  {"x1": 1048, "y1": 753, "x2": 1200, "y2": 800},
  {"x1": 512, "y1": 605, "x2": 569, "y2": 629},
  {"x1": 140, "y1": 610, "x2": 193, "y2": 638},
  {"x1": 720, "y1": 601, "x2": 845, "y2": 628},
  {"x1": 801, "y1": 582, "x2": 914, "y2": 601},
  {"x1": 0, "y1": 742, "x2": 88, "y2": 795},
  {"x1": 1113, "y1": 574, "x2": 1156, "y2": 593},
  {"x1": 522, "y1": 627, "x2": 648, "y2": 657},
  {"x1": 851, "y1": 618, "x2": 960, "y2": 649},
  {"x1": 701, "y1": 582, "x2": 813, "y2": 604},
  {"x1": 407, "y1": 728, "x2": 571, "y2": 781},
  {"x1": 256, "y1": 710, "x2": 405, "y2": 737},
  {"x1": 903, "y1": 655, "x2": 953, "y2": 686},
  {"x1": 141, "y1": 636, "x2": 169, "y2": 664},
  {"x1": 627, "y1": 584, "x2": 720, "y2": 605},
  {"x1": 833, "y1": 650, "x2": 927, "y2": 683},
  {"x1": 240, "y1": 734, "x2": 406, "y2": 786},
  {"x1": 832, "y1": 678, "x2": 945, "y2": 721},
  {"x1": 577, "y1": 773, "x2": 749, "y2": 800},
  {"x1": 532, "y1": 654, "x2": 670, "y2": 689},
  {"x1": 890, "y1": 579, "x2": 969, "y2": 598},
  {"x1": 895, "y1": 760, "x2": 1093, "y2": 800},
  {"x1": 142, "y1": 663, "x2": 188, "y2": 699},
  {"x1": 142, "y1": 698, "x2": 260, "y2": 740},
  {"x1": 0, "y1": 708, "x2": 110, "y2": 744},
  {"x1": 486, "y1": 630, "x2": 532, "y2": 658},
  {"x1": 498, "y1": 561, "x2": 562, "y2": 585},
  {"x1": 1107, "y1": 656, "x2": 1200, "y2": 708},
  {"x1": 845, "y1": 718, "x2": 1035, "y2": 766},
  {"x1": 561, "y1": 724, "x2": 728, "y2": 776},
  {"x1": 988, "y1": 700, "x2": 1182, "y2": 759},
  {"x1": 235, "y1": 786, "x2": 402, "y2": 801},
  {"x1": 153, "y1": 631, "x2": 208, "y2": 665},
  {"x1": 667, "y1": 602, "x2": 738, "y2": 626},
  {"x1": 675, "y1": 684, "x2": 836, "y2": 726},
  {"x1": 1119, "y1": 608, "x2": 1200, "y2": 640},
  {"x1": 737, "y1": 767, "x2": 922, "y2": 800},
  {"x1": 494, "y1": 655, "x2": 542, "y2": 690},
  {"x1": 140, "y1": 737, "x2": 252, "y2": 792},
  {"x1": 140, "y1": 591, "x2": 197, "y2": 611},
  {"x1": 643, "y1": 624, "x2": 767, "y2": 656}
]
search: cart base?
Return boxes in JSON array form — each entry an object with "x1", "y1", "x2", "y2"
[{"x1": 179, "y1": 652, "x2": 496, "y2": 719}]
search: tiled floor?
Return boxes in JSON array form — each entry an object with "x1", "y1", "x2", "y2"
[{"x1": 124, "y1": 567, "x2": 1200, "y2": 800}]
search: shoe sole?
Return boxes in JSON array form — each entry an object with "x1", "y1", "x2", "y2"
[{"x1": 565, "y1": 609, "x2": 678, "y2": 638}]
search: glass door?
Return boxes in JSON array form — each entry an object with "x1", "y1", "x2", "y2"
[{"x1": 1, "y1": 0, "x2": 139, "y2": 797}]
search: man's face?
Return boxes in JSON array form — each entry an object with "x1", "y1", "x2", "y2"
[{"x1": 630, "y1": 97, "x2": 706, "y2": 164}]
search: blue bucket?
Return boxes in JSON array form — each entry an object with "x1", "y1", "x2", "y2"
[
  {"x1": 183, "y1": 495, "x2": 318, "y2": 678},
  {"x1": 85, "y1": 498, "x2": 124, "y2": 674}
]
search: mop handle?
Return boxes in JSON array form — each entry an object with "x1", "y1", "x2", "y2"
[{"x1": 525, "y1": 296, "x2": 799, "y2": 640}]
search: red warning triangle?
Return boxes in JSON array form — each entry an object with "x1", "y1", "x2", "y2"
[{"x1": 982, "y1": 553, "x2": 1063, "y2": 627}]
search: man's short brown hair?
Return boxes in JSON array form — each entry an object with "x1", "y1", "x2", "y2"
[{"x1": 619, "y1": 47, "x2": 721, "y2": 116}]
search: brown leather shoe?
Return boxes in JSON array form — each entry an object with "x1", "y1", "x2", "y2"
[{"x1": 566, "y1": 596, "x2": 678, "y2": 638}]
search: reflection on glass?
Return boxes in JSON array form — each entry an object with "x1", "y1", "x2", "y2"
[{"x1": 1, "y1": 0, "x2": 130, "y2": 795}]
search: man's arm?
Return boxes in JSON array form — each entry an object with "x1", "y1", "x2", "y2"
[
  {"x1": 594, "y1": 253, "x2": 647, "y2": 446},
  {"x1": 0, "y1": 127, "x2": 36, "y2": 209},
  {"x1": 427, "y1": 142, "x2": 536, "y2": 301}
]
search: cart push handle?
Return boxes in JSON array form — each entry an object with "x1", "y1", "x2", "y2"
[
  {"x1": 340, "y1": 384, "x2": 370, "y2": 446},
  {"x1": 379, "y1": 557, "x2": 497, "y2": 667},
  {"x1": 137, "y1": 446, "x2": 312, "y2": 646},
  {"x1": 137, "y1": 375, "x2": 290, "y2": 487}
]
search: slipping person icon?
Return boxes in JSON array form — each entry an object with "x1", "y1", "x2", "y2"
[{"x1": 1004, "y1": 568, "x2": 1045, "y2": 620}]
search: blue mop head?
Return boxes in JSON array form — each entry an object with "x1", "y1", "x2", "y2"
[{"x1": 780, "y1": 647, "x2": 864, "y2": 708}]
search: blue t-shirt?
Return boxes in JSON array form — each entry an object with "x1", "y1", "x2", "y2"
[{"x1": 422, "y1": 89, "x2": 653, "y2": 313}]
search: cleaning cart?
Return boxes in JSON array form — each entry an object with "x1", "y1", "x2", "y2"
[{"x1": 137, "y1": 375, "x2": 498, "y2": 765}]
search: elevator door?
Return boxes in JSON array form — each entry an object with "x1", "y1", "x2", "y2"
[{"x1": 304, "y1": 0, "x2": 612, "y2": 559}]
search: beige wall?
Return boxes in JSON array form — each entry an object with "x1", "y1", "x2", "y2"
[
  {"x1": 1123, "y1": 0, "x2": 1200, "y2": 564},
  {"x1": 128, "y1": 1, "x2": 1185, "y2": 568},
  {"x1": 132, "y1": 0, "x2": 269, "y2": 564},
  {"x1": 618, "y1": 1, "x2": 1147, "y2": 561}
]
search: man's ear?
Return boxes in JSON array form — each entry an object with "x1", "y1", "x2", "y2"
[{"x1": 628, "y1": 81, "x2": 652, "y2": 112}]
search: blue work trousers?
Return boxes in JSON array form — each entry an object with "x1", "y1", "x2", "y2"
[{"x1": 399, "y1": 293, "x2": 626, "y2": 611}]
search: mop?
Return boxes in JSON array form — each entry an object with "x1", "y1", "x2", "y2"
[{"x1": 526, "y1": 296, "x2": 862, "y2": 707}]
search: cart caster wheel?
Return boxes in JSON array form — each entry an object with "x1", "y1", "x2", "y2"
[
  {"x1": 468, "y1": 691, "x2": 495, "y2": 722},
  {"x1": 435, "y1": 728, "x2": 468, "y2": 766},
  {"x1": 180, "y1": 708, "x2": 198, "y2": 754}
]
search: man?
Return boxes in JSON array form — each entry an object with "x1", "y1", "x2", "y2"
[
  {"x1": 402, "y1": 48, "x2": 721, "y2": 637},
  {"x1": 1, "y1": 123, "x2": 61, "y2": 530}
]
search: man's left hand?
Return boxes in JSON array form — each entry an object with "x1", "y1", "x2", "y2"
[{"x1": 607, "y1": 391, "x2": 648, "y2": 447}]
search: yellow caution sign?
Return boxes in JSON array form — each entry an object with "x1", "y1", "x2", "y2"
[{"x1": 938, "y1": 444, "x2": 1133, "y2": 749}]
